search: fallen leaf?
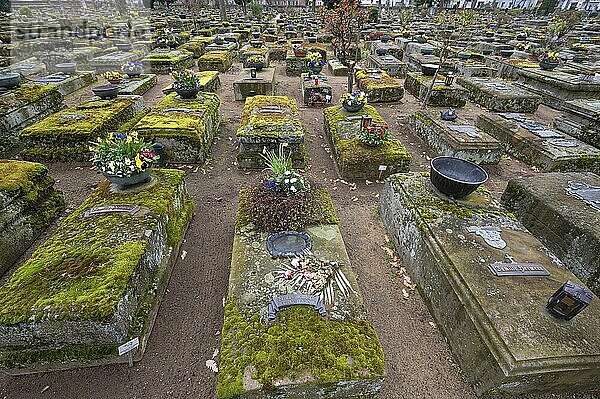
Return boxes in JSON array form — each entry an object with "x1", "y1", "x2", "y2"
[
  {"x1": 212, "y1": 348, "x2": 219, "y2": 359},
  {"x1": 206, "y1": 359, "x2": 219, "y2": 373},
  {"x1": 181, "y1": 250, "x2": 187, "y2": 260}
]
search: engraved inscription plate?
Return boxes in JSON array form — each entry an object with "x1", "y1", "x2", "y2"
[
  {"x1": 267, "y1": 294, "x2": 327, "y2": 321},
  {"x1": 83, "y1": 204, "x2": 141, "y2": 218},
  {"x1": 566, "y1": 181, "x2": 600, "y2": 211},
  {"x1": 488, "y1": 262, "x2": 550, "y2": 277}
]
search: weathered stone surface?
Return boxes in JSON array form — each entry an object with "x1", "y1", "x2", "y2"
[
  {"x1": 327, "y1": 59, "x2": 348, "y2": 76},
  {"x1": 20, "y1": 95, "x2": 146, "y2": 162},
  {"x1": 366, "y1": 54, "x2": 406, "y2": 78},
  {"x1": 554, "y1": 99, "x2": 600, "y2": 149},
  {"x1": 502, "y1": 172, "x2": 600, "y2": 296},
  {"x1": 236, "y1": 95, "x2": 305, "y2": 169},
  {"x1": 233, "y1": 68, "x2": 275, "y2": 101},
  {"x1": 133, "y1": 92, "x2": 220, "y2": 163},
  {"x1": 0, "y1": 160, "x2": 64, "y2": 276},
  {"x1": 301, "y1": 73, "x2": 332, "y2": 106},
  {"x1": 142, "y1": 50, "x2": 195, "y2": 74},
  {"x1": 356, "y1": 70, "x2": 404, "y2": 103},
  {"x1": 476, "y1": 113, "x2": 600, "y2": 172},
  {"x1": 411, "y1": 110, "x2": 503, "y2": 164},
  {"x1": 323, "y1": 105, "x2": 411, "y2": 179},
  {"x1": 217, "y1": 191, "x2": 385, "y2": 399},
  {"x1": 457, "y1": 77, "x2": 542, "y2": 113},
  {"x1": 90, "y1": 51, "x2": 140, "y2": 73},
  {"x1": 285, "y1": 51, "x2": 309, "y2": 76},
  {"x1": 118, "y1": 74, "x2": 157, "y2": 96},
  {"x1": 404, "y1": 72, "x2": 467, "y2": 107},
  {"x1": 33, "y1": 72, "x2": 97, "y2": 96},
  {"x1": 197, "y1": 50, "x2": 233, "y2": 73},
  {"x1": 380, "y1": 172, "x2": 600, "y2": 397},
  {"x1": 0, "y1": 169, "x2": 193, "y2": 373}
]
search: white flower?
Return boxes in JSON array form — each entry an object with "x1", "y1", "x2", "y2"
[
  {"x1": 290, "y1": 186, "x2": 297, "y2": 192},
  {"x1": 290, "y1": 178, "x2": 297, "y2": 183}
]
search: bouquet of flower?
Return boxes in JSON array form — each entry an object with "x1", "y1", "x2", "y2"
[
  {"x1": 307, "y1": 52, "x2": 324, "y2": 68},
  {"x1": 358, "y1": 123, "x2": 390, "y2": 146},
  {"x1": 171, "y1": 69, "x2": 200, "y2": 91},
  {"x1": 89, "y1": 132, "x2": 159, "y2": 178},
  {"x1": 247, "y1": 55, "x2": 266, "y2": 65},
  {"x1": 339, "y1": 91, "x2": 367, "y2": 108},
  {"x1": 539, "y1": 51, "x2": 560, "y2": 63},
  {"x1": 261, "y1": 145, "x2": 306, "y2": 195},
  {"x1": 102, "y1": 71, "x2": 124, "y2": 82},
  {"x1": 121, "y1": 61, "x2": 143, "y2": 75}
]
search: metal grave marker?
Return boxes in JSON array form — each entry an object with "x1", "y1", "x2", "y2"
[
  {"x1": 267, "y1": 294, "x2": 327, "y2": 321},
  {"x1": 448, "y1": 125, "x2": 482, "y2": 138},
  {"x1": 488, "y1": 262, "x2": 550, "y2": 277},
  {"x1": 83, "y1": 204, "x2": 141, "y2": 218},
  {"x1": 566, "y1": 181, "x2": 600, "y2": 212},
  {"x1": 118, "y1": 337, "x2": 140, "y2": 367}
]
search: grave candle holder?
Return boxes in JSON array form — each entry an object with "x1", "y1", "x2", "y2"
[
  {"x1": 250, "y1": 68, "x2": 257, "y2": 79},
  {"x1": 546, "y1": 280, "x2": 593, "y2": 321},
  {"x1": 444, "y1": 72, "x2": 455, "y2": 86},
  {"x1": 361, "y1": 114, "x2": 373, "y2": 130}
]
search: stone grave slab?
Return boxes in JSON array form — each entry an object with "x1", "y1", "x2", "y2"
[
  {"x1": 236, "y1": 95, "x2": 305, "y2": 169},
  {"x1": 217, "y1": 190, "x2": 385, "y2": 398},
  {"x1": 323, "y1": 105, "x2": 411, "y2": 179},
  {"x1": 300, "y1": 73, "x2": 332, "y2": 106},
  {"x1": 411, "y1": 110, "x2": 503, "y2": 164},
  {"x1": 205, "y1": 41, "x2": 238, "y2": 56},
  {"x1": 371, "y1": 42, "x2": 403, "y2": 60},
  {"x1": 455, "y1": 61, "x2": 495, "y2": 78},
  {"x1": 1, "y1": 57, "x2": 46, "y2": 77},
  {"x1": 0, "y1": 160, "x2": 64, "y2": 276},
  {"x1": 404, "y1": 72, "x2": 467, "y2": 107},
  {"x1": 457, "y1": 77, "x2": 542, "y2": 113},
  {"x1": 516, "y1": 68, "x2": 600, "y2": 110},
  {"x1": 233, "y1": 68, "x2": 275, "y2": 101},
  {"x1": 142, "y1": 50, "x2": 195, "y2": 74},
  {"x1": 0, "y1": 169, "x2": 193, "y2": 374},
  {"x1": 90, "y1": 51, "x2": 140, "y2": 73},
  {"x1": 267, "y1": 44, "x2": 290, "y2": 61},
  {"x1": 502, "y1": 172, "x2": 600, "y2": 296},
  {"x1": 380, "y1": 172, "x2": 600, "y2": 397},
  {"x1": 163, "y1": 71, "x2": 221, "y2": 95},
  {"x1": 239, "y1": 45, "x2": 269, "y2": 67},
  {"x1": 476, "y1": 113, "x2": 600, "y2": 172},
  {"x1": 554, "y1": 99, "x2": 600, "y2": 149},
  {"x1": 197, "y1": 50, "x2": 233, "y2": 73},
  {"x1": 356, "y1": 69, "x2": 404, "y2": 103},
  {"x1": 33, "y1": 72, "x2": 96, "y2": 96},
  {"x1": 20, "y1": 95, "x2": 146, "y2": 162},
  {"x1": 285, "y1": 50, "x2": 309, "y2": 76},
  {"x1": 132, "y1": 92, "x2": 220, "y2": 163},
  {"x1": 327, "y1": 59, "x2": 348, "y2": 76},
  {"x1": 117, "y1": 74, "x2": 157, "y2": 96},
  {"x1": 366, "y1": 54, "x2": 406, "y2": 78}
]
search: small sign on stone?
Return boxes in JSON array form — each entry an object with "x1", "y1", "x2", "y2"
[
  {"x1": 488, "y1": 262, "x2": 550, "y2": 277},
  {"x1": 267, "y1": 294, "x2": 326, "y2": 321},
  {"x1": 83, "y1": 204, "x2": 140, "y2": 218}
]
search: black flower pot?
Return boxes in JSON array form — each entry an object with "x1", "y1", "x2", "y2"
[
  {"x1": 307, "y1": 36, "x2": 317, "y2": 43},
  {"x1": 92, "y1": 84, "x2": 120, "y2": 99},
  {"x1": 0, "y1": 73, "x2": 21, "y2": 89},
  {"x1": 103, "y1": 168, "x2": 152, "y2": 189},
  {"x1": 499, "y1": 49, "x2": 514, "y2": 58},
  {"x1": 421, "y1": 63, "x2": 439, "y2": 76},
  {"x1": 342, "y1": 102, "x2": 365, "y2": 113},
  {"x1": 309, "y1": 65, "x2": 323, "y2": 74},
  {"x1": 175, "y1": 88, "x2": 200, "y2": 99},
  {"x1": 539, "y1": 60, "x2": 559, "y2": 70},
  {"x1": 420, "y1": 47, "x2": 434, "y2": 55},
  {"x1": 248, "y1": 62, "x2": 265, "y2": 71},
  {"x1": 376, "y1": 47, "x2": 388, "y2": 56},
  {"x1": 430, "y1": 156, "x2": 488, "y2": 199}
]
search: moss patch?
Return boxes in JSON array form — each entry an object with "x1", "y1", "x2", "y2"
[
  {"x1": 0, "y1": 85, "x2": 60, "y2": 117},
  {"x1": 237, "y1": 95, "x2": 303, "y2": 139}
]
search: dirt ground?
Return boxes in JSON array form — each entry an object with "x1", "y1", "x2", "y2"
[{"x1": 0, "y1": 60, "x2": 597, "y2": 399}]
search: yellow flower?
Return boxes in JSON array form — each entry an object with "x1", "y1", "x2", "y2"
[
  {"x1": 126, "y1": 135, "x2": 132, "y2": 143},
  {"x1": 135, "y1": 154, "x2": 143, "y2": 168}
]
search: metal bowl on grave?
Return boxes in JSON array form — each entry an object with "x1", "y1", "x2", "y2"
[
  {"x1": 430, "y1": 156, "x2": 488, "y2": 199},
  {"x1": 376, "y1": 47, "x2": 389, "y2": 56},
  {"x1": 421, "y1": 63, "x2": 439, "y2": 76},
  {"x1": 499, "y1": 49, "x2": 514, "y2": 58},
  {"x1": 55, "y1": 62, "x2": 77, "y2": 74},
  {"x1": 0, "y1": 73, "x2": 22, "y2": 89},
  {"x1": 266, "y1": 231, "x2": 313, "y2": 258},
  {"x1": 420, "y1": 47, "x2": 435, "y2": 55},
  {"x1": 92, "y1": 84, "x2": 120, "y2": 100}
]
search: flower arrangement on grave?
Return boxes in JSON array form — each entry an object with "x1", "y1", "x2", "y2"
[
  {"x1": 572, "y1": 43, "x2": 589, "y2": 52},
  {"x1": 171, "y1": 69, "x2": 201, "y2": 99},
  {"x1": 307, "y1": 52, "x2": 324, "y2": 69},
  {"x1": 261, "y1": 145, "x2": 307, "y2": 195},
  {"x1": 89, "y1": 132, "x2": 159, "y2": 180},
  {"x1": 485, "y1": 30, "x2": 495, "y2": 37},
  {"x1": 101, "y1": 71, "x2": 124, "y2": 84},
  {"x1": 246, "y1": 54, "x2": 266, "y2": 71},
  {"x1": 538, "y1": 51, "x2": 560, "y2": 70},
  {"x1": 358, "y1": 123, "x2": 390, "y2": 146},
  {"x1": 121, "y1": 61, "x2": 143, "y2": 77},
  {"x1": 339, "y1": 91, "x2": 367, "y2": 112}
]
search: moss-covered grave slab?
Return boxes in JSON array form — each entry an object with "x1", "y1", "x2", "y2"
[
  {"x1": 20, "y1": 95, "x2": 146, "y2": 162},
  {"x1": 33, "y1": 71, "x2": 97, "y2": 96},
  {"x1": 411, "y1": 110, "x2": 503, "y2": 164},
  {"x1": 516, "y1": 68, "x2": 600, "y2": 111},
  {"x1": 118, "y1": 74, "x2": 157, "y2": 96},
  {"x1": 239, "y1": 45, "x2": 269, "y2": 67},
  {"x1": 163, "y1": 71, "x2": 221, "y2": 95},
  {"x1": 366, "y1": 54, "x2": 406, "y2": 78},
  {"x1": 0, "y1": 85, "x2": 64, "y2": 156},
  {"x1": 132, "y1": 92, "x2": 220, "y2": 163},
  {"x1": 323, "y1": 105, "x2": 411, "y2": 179},
  {"x1": 233, "y1": 68, "x2": 275, "y2": 101},
  {"x1": 554, "y1": 99, "x2": 600, "y2": 149},
  {"x1": 198, "y1": 51, "x2": 233, "y2": 73},
  {"x1": 457, "y1": 77, "x2": 542, "y2": 113},
  {"x1": 0, "y1": 160, "x2": 64, "y2": 276},
  {"x1": 236, "y1": 95, "x2": 305, "y2": 169},
  {"x1": 0, "y1": 169, "x2": 193, "y2": 374},
  {"x1": 476, "y1": 113, "x2": 600, "y2": 172},
  {"x1": 502, "y1": 172, "x2": 600, "y2": 296},
  {"x1": 285, "y1": 51, "x2": 310, "y2": 76},
  {"x1": 404, "y1": 72, "x2": 467, "y2": 107},
  {"x1": 141, "y1": 50, "x2": 194, "y2": 75},
  {"x1": 217, "y1": 190, "x2": 385, "y2": 398},
  {"x1": 90, "y1": 51, "x2": 140, "y2": 73},
  {"x1": 267, "y1": 44, "x2": 290, "y2": 61},
  {"x1": 380, "y1": 172, "x2": 600, "y2": 397},
  {"x1": 356, "y1": 70, "x2": 404, "y2": 103}
]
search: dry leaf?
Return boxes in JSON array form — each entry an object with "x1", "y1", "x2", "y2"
[
  {"x1": 181, "y1": 250, "x2": 187, "y2": 260},
  {"x1": 206, "y1": 359, "x2": 219, "y2": 373}
]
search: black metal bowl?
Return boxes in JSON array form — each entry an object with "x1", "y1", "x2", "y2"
[
  {"x1": 430, "y1": 156, "x2": 488, "y2": 198},
  {"x1": 0, "y1": 73, "x2": 21, "y2": 89},
  {"x1": 421, "y1": 63, "x2": 439, "y2": 76},
  {"x1": 55, "y1": 62, "x2": 77, "y2": 74},
  {"x1": 92, "y1": 84, "x2": 120, "y2": 100}
]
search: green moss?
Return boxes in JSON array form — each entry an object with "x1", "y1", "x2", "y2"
[
  {"x1": 237, "y1": 96, "x2": 303, "y2": 139},
  {"x1": 0, "y1": 343, "x2": 116, "y2": 370},
  {"x1": 0, "y1": 85, "x2": 60, "y2": 116},
  {"x1": 217, "y1": 300, "x2": 384, "y2": 398},
  {"x1": 0, "y1": 169, "x2": 190, "y2": 325},
  {"x1": 0, "y1": 160, "x2": 47, "y2": 193}
]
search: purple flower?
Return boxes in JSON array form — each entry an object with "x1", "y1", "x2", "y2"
[
  {"x1": 113, "y1": 133, "x2": 127, "y2": 140},
  {"x1": 265, "y1": 180, "x2": 277, "y2": 189}
]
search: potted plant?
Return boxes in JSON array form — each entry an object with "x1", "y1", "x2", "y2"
[
  {"x1": 101, "y1": 70, "x2": 124, "y2": 84},
  {"x1": 121, "y1": 61, "x2": 143, "y2": 78},
  {"x1": 261, "y1": 146, "x2": 307, "y2": 195},
  {"x1": 307, "y1": 52, "x2": 324, "y2": 74},
  {"x1": 539, "y1": 51, "x2": 560, "y2": 71},
  {"x1": 293, "y1": 45, "x2": 308, "y2": 57},
  {"x1": 358, "y1": 123, "x2": 390, "y2": 147},
  {"x1": 171, "y1": 69, "x2": 201, "y2": 99},
  {"x1": 247, "y1": 55, "x2": 266, "y2": 71},
  {"x1": 89, "y1": 132, "x2": 160, "y2": 189},
  {"x1": 339, "y1": 91, "x2": 367, "y2": 113}
]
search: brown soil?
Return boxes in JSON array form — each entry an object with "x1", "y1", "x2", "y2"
[{"x1": 0, "y1": 61, "x2": 596, "y2": 399}]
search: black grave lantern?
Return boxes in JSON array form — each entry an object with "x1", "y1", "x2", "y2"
[
  {"x1": 444, "y1": 72, "x2": 455, "y2": 86},
  {"x1": 250, "y1": 67, "x2": 257, "y2": 79},
  {"x1": 547, "y1": 280, "x2": 593, "y2": 321}
]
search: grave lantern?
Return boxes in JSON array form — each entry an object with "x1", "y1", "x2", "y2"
[
  {"x1": 250, "y1": 68, "x2": 257, "y2": 79},
  {"x1": 444, "y1": 72, "x2": 455, "y2": 86},
  {"x1": 546, "y1": 280, "x2": 593, "y2": 321},
  {"x1": 361, "y1": 114, "x2": 373, "y2": 130}
]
